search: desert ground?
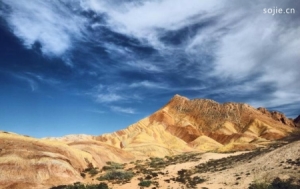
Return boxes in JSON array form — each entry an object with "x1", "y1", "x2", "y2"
[{"x1": 76, "y1": 139, "x2": 300, "y2": 189}]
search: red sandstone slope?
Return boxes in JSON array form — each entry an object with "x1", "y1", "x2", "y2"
[{"x1": 97, "y1": 95, "x2": 296, "y2": 153}]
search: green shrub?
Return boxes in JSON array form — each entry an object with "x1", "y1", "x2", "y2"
[
  {"x1": 97, "y1": 170, "x2": 134, "y2": 181},
  {"x1": 248, "y1": 177, "x2": 300, "y2": 189},
  {"x1": 96, "y1": 183, "x2": 109, "y2": 189},
  {"x1": 50, "y1": 182, "x2": 109, "y2": 189},
  {"x1": 89, "y1": 168, "x2": 99, "y2": 177},
  {"x1": 248, "y1": 181, "x2": 271, "y2": 189},
  {"x1": 149, "y1": 157, "x2": 166, "y2": 168},
  {"x1": 191, "y1": 176, "x2": 206, "y2": 185},
  {"x1": 83, "y1": 167, "x2": 100, "y2": 177},
  {"x1": 138, "y1": 180, "x2": 152, "y2": 187},
  {"x1": 102, "y1": 162, "x2": 124, "y2": 171},
  {"x1": 271, "y1": 177, "x2": 299, "y2": 189}
]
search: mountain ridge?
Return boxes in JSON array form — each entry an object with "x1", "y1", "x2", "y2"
[{"x1": 94, "y1": 94, "x2": 296, "y2": 154}]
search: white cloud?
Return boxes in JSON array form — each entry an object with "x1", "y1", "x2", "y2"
[
  {"x1": 108, "y1": 0, "x2": 219, "y2": 33},
  {"x1": 96, "y1": 93, "x2": 124, "y2": 103},
  {"x1": 80, "y1": 0, "x2": 221, "y2": 48},
  {"x1": 110, "y1": 106, "x2": 135, "y2": 114},
  {"x1": 125, "y1": 61, "x2": 162, "y2": 73},
  {"x1": 182, "y1": 0, "x2": 300, "y2": 110},
  {"x1": 129, "y1": 80, "x2": 168, "y2": 89},
  {"x1": 248, "y1": 90, "x2": 300, "y2": 109},
  {"x1": 90, "y1": 84, "x2": 130, "y2": 103},
  {"x1": 83, "y1": 82, "x2": 140, "y2": 106},
  {"x1": 2, "y1": 0, "x2": 85, "y2": 57},
  {"x1": 210, "y1": 14, "x2": 282, "y2": 79},
  {"x1": 104, "y1": 43, "x2": 131, "y2": 55}
]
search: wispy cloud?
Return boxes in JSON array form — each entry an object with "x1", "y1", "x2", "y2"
[
  {"x1": 24, "y1": 72, "x2": 60, "y2": 86},
  {"x1": 96, "y1": 93, "x2": 124, "y2": 103},
  {"x1": 125, "y1": 61, "x2": 163, "y2": 73},
  {"x1": 1, "y1": 0, "x2": 85, "y2": 58},
  {"x1": 87, "y1": 84, "x2": 124, "y2": 103},
  {"x1": 79, "y1": 0, "x2": 222, "y2": 54},
  {"x1": 4, "y1": 70, "x2": 63, "y2": 93},
  {"x1": 110, "y1": 106, "x2": 136, "y2": 114},
  {"x1": 129, "y1": 80, "x2": 168, "y2": 89},
  {"x1": 208, "y1": 0, "x2": 300, "y2": 111},
  {"x1": 82, "y1": 0, "x2": 220, "y2": 35},
  {"x1": 10, "y1": 73, "x2": 38, "y2": 92}
]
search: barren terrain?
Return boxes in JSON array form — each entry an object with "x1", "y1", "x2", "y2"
[{"x1": 0, "y1": 95, "x2": 299, "y2": 188}]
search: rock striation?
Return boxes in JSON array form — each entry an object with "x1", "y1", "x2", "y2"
[
  {"x1": 0, "y1": 132, "x2": 134, "y2": 189},
  {"x1": 96, "y1": 94, "x2": 296, "y2": 154}
]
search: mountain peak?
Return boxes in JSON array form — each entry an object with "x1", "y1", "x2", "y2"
[
  {"x1": 172, "y1": 94, "x2": 190, "y2": 101},
  {"x1": 163, "y1": 94, "x2": 189, "y2": 108}
]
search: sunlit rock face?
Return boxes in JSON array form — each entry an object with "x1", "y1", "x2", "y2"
[
  {"x1": 97, "y1": 94, "x2": 296, "y2": 154},
  {"x1": 0, "y1": 132, "x2": 134, "y2": 189},
  {"x1": 0, "y1": 132, "x2": 89, "y2": 189}
]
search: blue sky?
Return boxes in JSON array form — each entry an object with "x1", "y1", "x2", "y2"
[{"x1": 0, "y1": 0, "x2": 299, "y2": 138}]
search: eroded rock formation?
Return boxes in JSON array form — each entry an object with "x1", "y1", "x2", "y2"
[
  {"x1": 0, "y1": 132, "x2": 134, "y2": 189},
  {"x1": 96, "y1": 94, "x2": 296, "y2": 154}
]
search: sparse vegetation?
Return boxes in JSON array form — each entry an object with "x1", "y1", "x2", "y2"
[
  {"x1": 164, "y1": 152, "x2": 202, "y2": 165},
  {"x1": 286, "y1": 158, "x2": 300, "y2": 166},
  {"x1": 149, "y1": 157, "x2": 166, "y2": 169},
  {"x1": 82, "y1": 162, "x2": 100, "y2": 177},
  {"x1": 96, "y1": 161, "x2": 134, "y2": 184},
  {"x1": 249, "y1": 181, "x2": 271, "y2": 189},
  {"x1": 83, "y1": 167, "x2": 100, "y2": 177},
  {"x1": 138, "y1": 180, "x2": 152, "y2": 187},
  {"x1": 97, "y1": 170, "x2": 134, "y2": 182},
  {"x1": 271, "y1": 177, "x2": 300, "y2": 189},
  {"x1": 50, "y1": 182, "x2": 109, "y2": 189},
  {"x1": 102, "y1": 161, "x2": 124, "y2": 171},
  {"x1": 194, "y1": 144, "x2": 286, "y2": 174},
  {"x1": 170, "y1": 169, "x2": 206, "y2": 188},
  {"x1": 69, "y1": 143, "x2": 299, "y2": 189},
  {"x1": 125, "y1": 152, "x2": 203, "y2": 188},
  {"x1": 248, "y1": 177, "x2": 300, "y2": 189}
]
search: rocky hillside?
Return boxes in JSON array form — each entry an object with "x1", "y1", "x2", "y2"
[
  {"x1": 0, "y1": 132, "x2": 134, "y2": 189},
  {"x1": 96, "y1": 94, "x2": 296, "y2": 154},
  {"x1": 0, "y1": 94, "x2": 298, "y2": 188}
]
